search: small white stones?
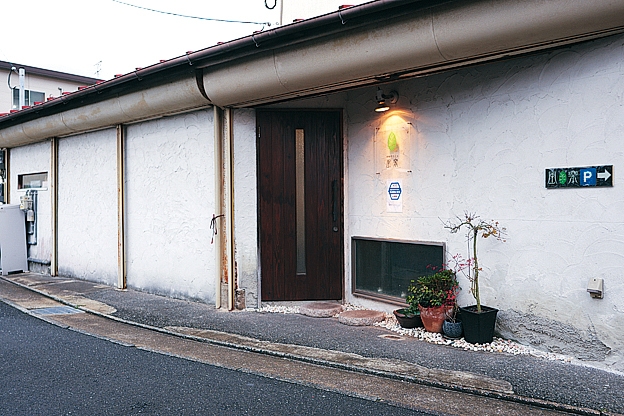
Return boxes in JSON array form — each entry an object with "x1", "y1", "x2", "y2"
[
  {"x1": 251, "y1": 304, "x2": 572, "y2": 364},
  {"x1": 375, "y1": 314, "x2": 572, "y2": 362},
  {"x1": 253, "y1": 304, "x2": 301, "y2": 314}
]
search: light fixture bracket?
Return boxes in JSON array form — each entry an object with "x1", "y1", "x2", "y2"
[
  {"x1": 375, "y1": 89, "x2": 398, "y2": 112},
  {"x1": 376, "y1": 89, "x2": 398, "y2": 104}
]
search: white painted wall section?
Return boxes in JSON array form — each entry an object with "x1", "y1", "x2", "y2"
[
  {"x1": 57, "y1": 129, "x2": 118, "y2": 284},
  {"x1": 344, "y1": 34, "x2": 624, "y2": 370},
  {"x1": 8, "y1": 141, "x2": 52, "y2": 265},
  {"x1": 233, "y1": 108, "x2": 258, "y2": 307},
  {"x1": 125, "y1": 110, "x2": 215, "y2": 302}
]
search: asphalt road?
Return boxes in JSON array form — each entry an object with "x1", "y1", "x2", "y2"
[{"x1": 0, "y1": 301, "x2": 431, "y2": 416}]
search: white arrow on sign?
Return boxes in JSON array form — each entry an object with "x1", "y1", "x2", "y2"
[{"x1": 598, "y1": 169, "x2": 612, "y2": 181}]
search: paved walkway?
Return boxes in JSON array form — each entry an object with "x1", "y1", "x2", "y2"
[{"x1": 1, "y1": 273, "x2": 622, "y2": 415}]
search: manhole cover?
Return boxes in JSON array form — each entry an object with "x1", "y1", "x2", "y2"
[
  {"x1": 31, "y1": 306, "x2": 84, "y2": 316},
  {"x1": 378, "y1": 334, "x2": 406, "y2": 341}
]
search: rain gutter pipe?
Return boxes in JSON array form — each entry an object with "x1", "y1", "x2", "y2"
[
  {"x1": 50, "y1": 138, "x2": 58, "y2": 276},
  {"x1": 2, "y1": 0, "x2": 624, "y2": 144},
  {"x1": 116, "y1": 125, "x2": 126, "y2": 290},
  {"x1": 214, "y1": 106, "x2": 223, "y2": 309},
  {"x1": 224, "y1": 108, "x2": 235, "y2": 311}
]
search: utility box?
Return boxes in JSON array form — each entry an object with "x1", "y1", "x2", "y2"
[{"x1": 0, "y1": 204, "x2": 28, "y2": 275}]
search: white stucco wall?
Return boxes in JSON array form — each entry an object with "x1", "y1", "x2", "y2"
[
  {"x1": 125, "y1": 110, "x2": 215, "y2": 302},
  {"x1": 57, "y1": 129, "x2": 118, "y2": 284},
  {"x1": 233, "y1": 108, "x2": 259, "y2": 307},
  {"x1": 344, "y1": 34, "x2": 624, "y2": 370},
  {"x1": 8, "y1": 141, "x2": 52, "y2": 267}
]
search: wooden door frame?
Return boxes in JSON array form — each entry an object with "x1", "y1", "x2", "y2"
[{"x1": 256, "y1": 108, "x2": 345, "y2": 302}]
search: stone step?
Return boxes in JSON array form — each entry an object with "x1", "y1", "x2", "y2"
[
  {"x1": 338, "y1": 309, "x2": 386, "y2": 326},
  {"x1": 299, "y1": 301, "x2": 343, "y2": 318}
]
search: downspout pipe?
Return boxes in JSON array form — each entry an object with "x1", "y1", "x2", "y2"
[
  {"x1": 116, "y1": 125, "x2": 126, "y2": 290},
  {"x1": 224, "y1": 108, "x2": 235, "y2": 310},
  {"x1": 213, "y1": 106, "x2": 223, "y2": 309},
  {"x1": 50, "y1": 138, "x2": 58, "y2": 276},
  {"x1": 1, "y1": 148, "x2": 9, "y2": 204}
]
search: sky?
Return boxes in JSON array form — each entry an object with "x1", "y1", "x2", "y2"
[{"x1": 0, "y1": 0, "x2": 281, "y2": 80}]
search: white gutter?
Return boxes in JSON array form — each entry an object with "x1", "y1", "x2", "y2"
[
  {"x1": 0, "y1": 77, "x2": 211, "y2": 147},
  {"x1": 203, "y1": 0, "x2": 624, "y2": 107},
  {"x1": 1, "y1": 0, "x2": 624, "y2": 144}
]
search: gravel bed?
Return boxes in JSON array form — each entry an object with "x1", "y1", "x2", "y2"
[{"x1": 255, "y1": 303, "x2": 572, "y2": 363}]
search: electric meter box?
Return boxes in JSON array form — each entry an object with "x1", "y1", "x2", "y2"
[{"x1": 0, "y1": 204, "x2": 28, "y2": 275}]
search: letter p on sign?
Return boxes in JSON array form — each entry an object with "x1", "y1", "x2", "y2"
[{"x1": 580, "y1": 168, "x2": 596, "y2": 186}]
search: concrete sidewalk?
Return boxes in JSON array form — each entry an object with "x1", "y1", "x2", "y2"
[{"x1": 1, "y1": 272, "x2": 622, "y2": 415}]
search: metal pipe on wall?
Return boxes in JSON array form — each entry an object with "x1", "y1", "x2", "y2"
[
  {"x1": 224, "y1": 108, "x2": 235, "y2": 311},
  {"x1": 116, "y1": 125, "x2": 127, "y2": 289},
  {"x1": 1, "y1": 148, "x2": 8, "y2": 204},
  {"x1": 50, "y1": 138, "x2": 58, "y2": 276},
  {"x1": 213, "y1": 106, "x2": 223, "y2": 309}
]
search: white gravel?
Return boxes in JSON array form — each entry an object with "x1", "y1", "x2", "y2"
[{"x1": 253, "y1": 303, "x2": 572, "y2": 363}]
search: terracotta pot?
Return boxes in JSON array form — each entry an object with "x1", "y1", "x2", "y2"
[{"x1": 418, "y1": 305, "x2": 446, "y2": 333}]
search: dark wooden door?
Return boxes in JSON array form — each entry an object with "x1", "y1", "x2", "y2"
[{"x1": 258, "y1": 110, "x2": 343, "y2": 301}]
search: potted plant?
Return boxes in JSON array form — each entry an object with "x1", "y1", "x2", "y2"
[
  {"x1": 444, "y1": 213, "x2": 506, "y2": 344},
  {"x1": 442, "y1": 305, "x2": 462, "y2": 339},
  {"x1": 393, "y1": 303, "x2": 422, "y2": 329},
  {"x1": 409, "y1": 268, "x2": 459, "y2": 333}
]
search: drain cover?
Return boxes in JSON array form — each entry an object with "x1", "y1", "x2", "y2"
[
  {"x1": 378, "y1": 334, "x2": 406, "y2": 341},
  {"x1": 31, "y1": 306, "x2": 84, "y2": 316}
]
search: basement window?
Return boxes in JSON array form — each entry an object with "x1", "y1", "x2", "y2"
[
  {"x1": 352, "y1": 237, "x2": 445, "y2": 305},
  {"x1": 18, "y1": 172, "x2": 48, "y2": 190}
]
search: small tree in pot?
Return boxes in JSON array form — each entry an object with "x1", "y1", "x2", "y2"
[{"x1": 444, "y1": 213, "x2": 506, "y2": 343}]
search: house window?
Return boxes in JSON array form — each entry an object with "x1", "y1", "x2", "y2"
[
  {"x1": 12, "y1": 89, "x2": 45, "y2": 109},
  {"x1": 352, "y1": 237, "x2": 445, "y2": 304},
  {"x1": 18, "y1": 172, "x2": 48, "y2": 190}
]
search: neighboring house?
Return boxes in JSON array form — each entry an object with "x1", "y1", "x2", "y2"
[
  {"x1": 1, "y1": 0, "x2": 623, "y2": 373},
  {"x1": 0, "y1": 61, "x2": 101, "y2": 113}
]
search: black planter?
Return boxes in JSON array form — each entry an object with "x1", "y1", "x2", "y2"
[
  {"x1": 393, "y1": 309, "x2": 423, "y2": 328},
  {"x1": 459, "y1": 305, "x2": 498, "y2": 344}
]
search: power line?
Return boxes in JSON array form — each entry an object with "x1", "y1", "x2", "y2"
[{"x1": 112, "y1": 0, "x2": 270, "y2": 26}]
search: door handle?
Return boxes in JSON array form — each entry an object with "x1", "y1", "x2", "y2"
[{"x1": 332, "y1": 180, "x2": 339, "y2": 232}]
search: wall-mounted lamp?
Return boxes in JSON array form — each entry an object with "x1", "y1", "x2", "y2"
[{"x1": 375, "y1": 88, "x2": 398, "y2": 112}]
